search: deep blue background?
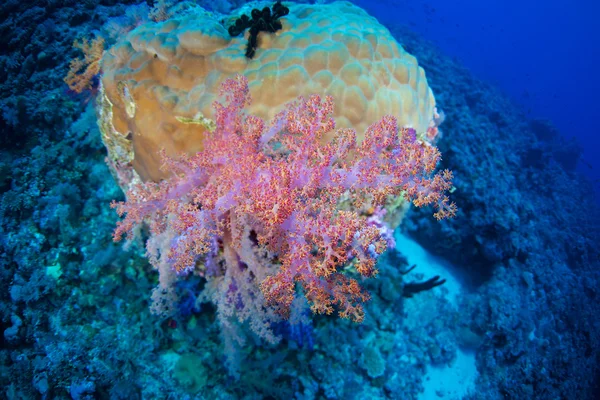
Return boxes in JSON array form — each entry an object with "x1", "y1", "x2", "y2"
[{"x1": 353, "y1": 0, "x2": 600, "y2": 196}]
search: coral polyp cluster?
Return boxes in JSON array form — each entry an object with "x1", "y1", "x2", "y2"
[{"x1": 112, "y1": 76, "x2": 455, "y2": 337}]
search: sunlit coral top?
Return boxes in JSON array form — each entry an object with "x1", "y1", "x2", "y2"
[{"x1": 99, "y1": 1, "x2": 437, "y2": 181}]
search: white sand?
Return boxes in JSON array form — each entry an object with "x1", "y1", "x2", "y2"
[{"x1": 394, "y1": 231, "x2": 478, "y2": 400}]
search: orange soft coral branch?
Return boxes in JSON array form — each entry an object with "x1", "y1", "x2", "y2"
[{"x1": 64, "y1": 37, "x2": 105, "y2": 94}]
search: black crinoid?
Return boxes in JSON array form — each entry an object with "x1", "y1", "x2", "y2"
[{"x1": 228, "y1": 1, "x2": 290, "y2": 59}]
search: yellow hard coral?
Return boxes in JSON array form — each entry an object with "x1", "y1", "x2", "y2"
[{"x1": 99, "y1": 1, "x2": 437, "y2": 182}]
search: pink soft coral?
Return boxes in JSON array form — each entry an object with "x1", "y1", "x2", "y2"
[{"x1": 112, "y1": 75, "x2": 455, "y2": 327}]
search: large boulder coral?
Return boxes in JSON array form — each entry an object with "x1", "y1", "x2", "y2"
[{"x1": 98, "y1": 1, "x2": 438, "y2": 182}]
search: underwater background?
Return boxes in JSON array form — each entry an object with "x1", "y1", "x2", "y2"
[
  {"x1": 354, "y1": 0, "x2": 600, "y2": 201},
  {"x1": 0, "y1": 1, "x2": 598, "y2": 399}
]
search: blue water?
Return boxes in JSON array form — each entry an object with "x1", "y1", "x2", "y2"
[
  {"x1": 0, "y1": 1, "x2": 598, "y2": 399},
  {"x1": 355, "y1": 0, "x2": 600, "y2": 195}
]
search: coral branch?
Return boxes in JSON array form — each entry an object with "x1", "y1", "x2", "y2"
[
  {"x1": 112, "y1": 75, "x2": 455, "y2": 331},
  {"x1": 64, "y1": 37, "x2": 105, "y2": 94}
]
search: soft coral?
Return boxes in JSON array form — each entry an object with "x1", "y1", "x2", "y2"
[
  {"x1": 112, "y1": 75, "x2": 455, "y2": 326},
  {"x1": 64, "y1": 37, "x2": 104, "y2": 94}
]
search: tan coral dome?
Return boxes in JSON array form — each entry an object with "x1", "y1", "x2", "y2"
[{"x1": 100, "y1": 1, "x2": 437, "y2": 181}]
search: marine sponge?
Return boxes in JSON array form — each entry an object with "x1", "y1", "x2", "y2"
[{"x1": 99, "y1": 1, "x2": 437, "y2": 182}]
